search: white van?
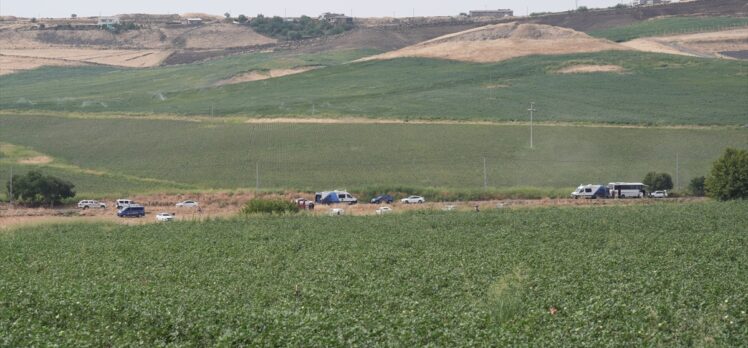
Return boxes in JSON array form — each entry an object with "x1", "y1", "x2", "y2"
[{"x1": 571, "y1": 184, "x2": 608, "y2": 199}]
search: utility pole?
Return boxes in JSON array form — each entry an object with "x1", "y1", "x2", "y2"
[
  {"x1": 676, "y1": 153, "x2": 679, "y2": 192},
  {"x1": 8, "y1": 167, "x2": 12, "y2": 207},
  {"x1": 255, "y1": 162, "x2": 260, "y2": 192},
  {"x1": 483, "y1": 157, "x2": 488, "y2": 190},
  {"x1": 528, "y1": 102, "x2": 536, "y2": 149},
  {"x1": 210, "y1": 104, "x2": 214, "y2": 117}
]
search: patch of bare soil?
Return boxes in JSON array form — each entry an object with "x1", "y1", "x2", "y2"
[
  {"x1": 17, "y1": 156, "x2": 53, "y2": 164},
  {"x1": 482, "y1": 83, "x2": 510, "y2": 89},
  {"x1": 180, "y1": 24, "x2": 276, "y2": 49},
  {"x1": 556, "y1": 64, "x2": 625, "y2": 74},
  {"x1": 621, "y1": 28, "x2": 748, "y2": 59},
  {"x1": 214, "y1": 66, "x2": 321, "y2": 85},
  {"x1": 360, "y1": 22, "x2": 627, "y2": 63}
]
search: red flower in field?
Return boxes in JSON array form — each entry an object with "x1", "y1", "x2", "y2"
[{"x1": 549, "y1": 306, "x2": 558, "y2": 316}]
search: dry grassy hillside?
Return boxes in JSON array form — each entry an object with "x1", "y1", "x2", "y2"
[
  {"x1": 361, "y1": 23, "x2": 626, "y2": 63},
  {"x1": 0, "y1": 18, "x2": 277, "y2": 73},
  {"x1": 0, "y1": 22, "x2": 275, "y2": 49}
]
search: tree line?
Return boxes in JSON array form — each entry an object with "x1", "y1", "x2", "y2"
[{"x1": 225, "y1": 13, "x2": 354, "y2": 40}]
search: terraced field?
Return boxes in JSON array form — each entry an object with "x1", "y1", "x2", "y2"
[
  {"x1": 588, "y1": 16, "x2": 748, "y2": 42},
  {"x1": 1, "y1": 202, "x2": 746, "y2": 345},
  {"x1": 2, "y1": 51, "x2": 746, "y2": 125}
]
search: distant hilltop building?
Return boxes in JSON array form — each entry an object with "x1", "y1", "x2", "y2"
[
  {"x1": 638, "y1": 0, "x2": 670, "y2": 6},
  {"x1": 184, "y1": 18, "x2": 203, "y2": 25},
  {"x1": 319, "y1": 12, "x2": 354, "y2": 24},
  {"x1": 468, "y1": 9, "x2": 513, "y2": 18},
  {"x1": 97, "y1": 16, "x2": 120, "y2": 27}
]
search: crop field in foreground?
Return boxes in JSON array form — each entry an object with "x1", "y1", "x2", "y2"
[
  {"x1": 1, "y1": 202, "x2": 746, "y2": 345},
  {"x1": 1, "y1": 114, "x2": 746, "y2": 198},
  {"x1": 2, "y1": 51, "x2": 747, "y2": 125},
  {"x1": 588, "y1": 16, "x2": 748, "y2": 42}
]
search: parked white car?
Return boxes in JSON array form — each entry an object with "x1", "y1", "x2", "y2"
[
  {"x1": 650, "y1": 190, "x2": 668, "y2": 198},
  {"x1": 156, "y1": 212, "x2": 175, "y2": 222},
  {"x1": 375, "y1": 206, "x2": 393, "y2": 215},
  {"x1": 116, "y1": 199, "x2": 135, "y2": 209},
  {"x1": 401, "y1": 195, "x2": 425, "y2": 204},
  {"x1": 176, "y1": 200, "x2": 199, "y2": 208},
  {"x1": 78, "y1": 200, "x2": 106, "y2": 209},
  {"x1": 329, "y1": 208, "x2": 345, "y2": 216}
]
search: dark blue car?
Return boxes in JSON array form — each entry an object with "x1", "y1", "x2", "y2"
[
  {"x1": 370, "y1": 194, "x2": 394, "y2": 204},
  {"x1": 117, "y1": 205, "x2": 145, "y2": 218}
]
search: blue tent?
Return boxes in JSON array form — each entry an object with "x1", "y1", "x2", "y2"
[{"x1": 315, "y1": 191, "x2": 341, "y2": 204}]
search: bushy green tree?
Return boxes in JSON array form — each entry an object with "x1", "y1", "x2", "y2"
[
  {"x1": 237, "y1": 14, "x2": 248, "y2": 23},
  {"x1": 6, "y1": 170, "x2": 75, "y2": 207},
  {"x1": 643, "y1": 172, "x2": 673, "y2": 191},
  {"x1": 705, "y1": 148, "x2": 748, "y2": 200},
  {"x1": 688, "y1": 176, "x2": 706, "y2": 197}
]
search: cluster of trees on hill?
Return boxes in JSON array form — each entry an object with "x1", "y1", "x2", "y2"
[
  {"x1": 225, "y1": 13, "x2": 353, "y2": 40},
  {"x1": 6, "y1": 170, "x2": 75, "y2": 207}
]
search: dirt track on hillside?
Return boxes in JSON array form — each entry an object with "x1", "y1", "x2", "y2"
[
  {"x1": 214, "y1": 66, "x2": 322, "y2": 85},
  {"x1": 0, "y1": 193, "x2": 707, "y2": 231},
  {"x1": 620, "y1": 28, "x2": 748, "y2": 58}
]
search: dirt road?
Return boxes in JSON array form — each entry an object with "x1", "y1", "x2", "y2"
[{"x1": 0, "y1": 192, "x2": 706, "y2": 231}]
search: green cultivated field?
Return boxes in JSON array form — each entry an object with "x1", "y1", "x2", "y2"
[
  {"x1": 1, "y1": 202, "x2": 746, "y2": 345},
  {"x1": 1, "y1": 115, "x2": 746, "y2": 197},
  {"x1": 2, "y1": 51, "x2": 747, "y2": 125},
  {"x1": 589, "y1": 16, "x2": 748, "y2": 42}
]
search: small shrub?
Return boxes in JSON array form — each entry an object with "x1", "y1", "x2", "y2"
[
  {"x1": 242, "y1": 198, "x2": 299, "y2": 215},
  {"x1": 688, "y1": 176, "x2": 706, "y2": 197}
]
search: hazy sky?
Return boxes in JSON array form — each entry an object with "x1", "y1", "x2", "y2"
[{"x1": 1, "y1": 0, "x2": 632, "y2": 18}]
